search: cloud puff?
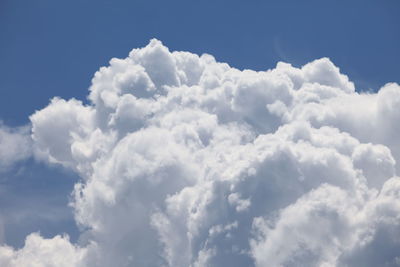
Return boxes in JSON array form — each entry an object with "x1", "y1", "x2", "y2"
[
  {"x1": 2, "y1": 39, "x2": 400, "y2": 266},
  {"x1": 0, "y1": 233, "x2": 88, "y2": 267}
]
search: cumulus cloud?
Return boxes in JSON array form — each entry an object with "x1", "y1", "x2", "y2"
[
  {"x1": 0, "y1": 233, "x2": 88, "y2": 267},
  {"x1": 1, "y1": 39, "x2": 400, "y2": 266}
]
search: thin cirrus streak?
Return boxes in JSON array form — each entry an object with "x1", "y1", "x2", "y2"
[{"x1": 1, "y1": 39, "x2": 400, "y2": 267}]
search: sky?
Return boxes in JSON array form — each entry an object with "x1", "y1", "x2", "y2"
[{"x1": 0, "y1": 1, "x2": 400, "y2": 266}]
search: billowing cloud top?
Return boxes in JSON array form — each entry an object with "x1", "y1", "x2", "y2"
[{"x1": 1, "y1": 39, "x2": 400, "y2": 267}]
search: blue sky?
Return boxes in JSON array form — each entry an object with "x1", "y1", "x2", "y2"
[{"x1": 1, "y1": 0, "x2": 400, "y2": 264}]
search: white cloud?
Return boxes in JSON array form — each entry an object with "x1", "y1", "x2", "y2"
[
  {"x1": 0, "y1": 233, "x2": 88, "y2": 267},
  {"x1": 2, "y1": 39, "x2": 400, "y2": 266}
]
